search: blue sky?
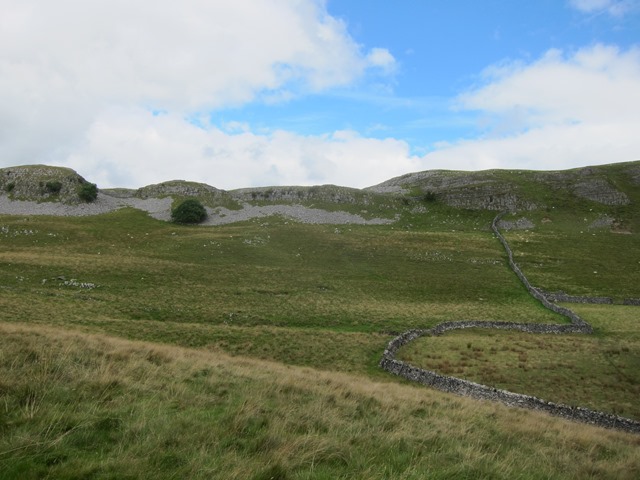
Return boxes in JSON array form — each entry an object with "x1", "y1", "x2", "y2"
[{"x1": 1, "y1": 0, "x2": 639, "y2": 189}]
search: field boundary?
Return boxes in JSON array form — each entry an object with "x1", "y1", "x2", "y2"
[{"x1": 380, "y1": 214, "x2": 640, "y2": 434}]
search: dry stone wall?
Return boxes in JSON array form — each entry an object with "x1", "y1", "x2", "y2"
[
  {"x1": 380, "y1": 213, "x2": 640, "y2": 434},
  {"x1": 543, "y1": 291, "x2": 613, "y2": 305}
]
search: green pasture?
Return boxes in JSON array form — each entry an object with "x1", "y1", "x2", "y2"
[{"x1": 1, "y1": 198, "x2": 639, "y2": 478}]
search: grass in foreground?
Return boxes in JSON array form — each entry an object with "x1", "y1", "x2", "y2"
[{"x1": 1, "y1": 323, "x2": 639, "y2": 480}]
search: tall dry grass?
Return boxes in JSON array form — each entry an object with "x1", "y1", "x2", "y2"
[{"x1": 1, "y1": 323, "x2": 639, "y2": 479}]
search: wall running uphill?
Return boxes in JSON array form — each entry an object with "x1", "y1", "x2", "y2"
[{"x1": 379, "y1": 213, "x2": 640, "y2": 434}]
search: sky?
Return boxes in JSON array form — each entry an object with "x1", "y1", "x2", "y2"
[{"x1": 1, "y1": 0, "x2": 639, "y2": 190}]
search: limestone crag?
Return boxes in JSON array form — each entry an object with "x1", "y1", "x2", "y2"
[
  {"x1": 368, "y1": 169, "x2": 491, "y2": 192},
  {"x1": 1, "y1": 160, "x2": 638, "y2": 216},
  {"x1": 629, "y1": 166, "x2": 640, "y2": 185},
  {"x1": 573, "y1": 178, "x2": 629, "y2": 205},
  {"x1": 136, "y1": 180, "x2": 225, "y2": 199},
  {"x1": 370, "y1": 163, "x2": 637, "y2": 210},
  {"x1": 368, "y1": 171, "x2": 537, "y2": 211},
  {"x1": 441, "y1": 188, "x2": 536, "y2": 211},
  {"x1": 0, "y1": 165, "x2": 92, "y2": 205},
  {"x1": 497, "y1": 217, "x2": 535, "y2": 231},
  {"x1": 230, "y1": 185, "x2": 375, "y2": 206}
]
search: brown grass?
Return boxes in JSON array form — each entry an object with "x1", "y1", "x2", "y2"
[{"x1": 1, "y1": 322, "x2": 640, "y2": 479}]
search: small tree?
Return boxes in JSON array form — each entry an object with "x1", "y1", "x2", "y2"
[
  {"x1": 78, "y1": 182, "x2": 98, "y2": 202},
  {"x1": 171, "y1": 199, "x2": 207, "y2": 224}
]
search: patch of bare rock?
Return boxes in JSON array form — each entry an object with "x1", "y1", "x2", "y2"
[{"x1": 0, "y1": 192, "x2": 396, "y2": 226}]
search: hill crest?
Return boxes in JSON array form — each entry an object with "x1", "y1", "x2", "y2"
[{"x1": 1, "y1": 161, "x2": 638, "y2": 217}]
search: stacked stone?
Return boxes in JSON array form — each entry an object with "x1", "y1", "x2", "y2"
[{"x1": 379, "y1": 213, "x2": 640, "y2": 434}]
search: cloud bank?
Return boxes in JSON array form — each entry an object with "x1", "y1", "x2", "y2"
[
  {"x1": 568, "y1": 0, "x2": 638, "y2": 17},
  {"x1": 429, "y1": 44, "x2": 640, "y2": 172},
  {"x1": 1, "y1": 1, "x2": 639, "y2": 189},
  {"x1": 1, "y1": 0, "x2": 399, "y2": 187}
]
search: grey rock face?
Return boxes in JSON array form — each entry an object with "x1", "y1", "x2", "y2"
[
  {"x1": 573, "y1": 179, "x2": 629, "y2": 205},
  {"x1": 0, "y1": 165, "x2": 92, "y2": 205},
  {"x1": 230, "y1": 185, "x2": 373, "y2": 206},
  {"x1": 442, "y1": 189, "x2": 536, "y2": 211},
  {"x1": 136, "y1": 181, "x2": 224, "y2": 199},
  {"x1": 497, "y1": 217, "x2": 535, "y2": 230}
]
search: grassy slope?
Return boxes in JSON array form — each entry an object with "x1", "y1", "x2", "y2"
[
  {"x1": 1, "y1": 174, "x2": 640, "y2": 477},
  {"x1": 1, "y1": 323, "x2": 639, "y2": 480}
]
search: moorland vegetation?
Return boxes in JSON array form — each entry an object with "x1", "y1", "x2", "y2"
[{"x1": 0, "y1": 161, "x2": 639, "y2": 478}]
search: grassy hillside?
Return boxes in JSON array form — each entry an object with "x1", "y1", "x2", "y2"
[
  {"x1": 2, "y1": 323, "x2": 639, "y2": 480},
  {"x1": 1, "y1": 162, "x2": 640, "y2": 477}
]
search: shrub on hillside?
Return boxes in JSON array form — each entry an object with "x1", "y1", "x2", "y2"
[
  {"x1": 423, "y1": 191, "x2": 437, "y2": 203},
  {"x1": 78, "y1": 182, "x2": 98, "y2": 202},
  {"x1": 171, "y1": 199, "x2": 207, "y2": 224},
  {"x1": 45, "y1": 180, "x2": 63, "y2": 194}
]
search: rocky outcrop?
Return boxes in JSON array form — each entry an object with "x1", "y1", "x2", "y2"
[
  {"x1": 2, "y1": 161, "x2": 638, "y2": 214},
  {"x1": 368, "y1": 171, "x2": 536, "y2": 211},
  {"x1": 136, "y1": 180, "x2": 225, "y2": 199},
  {"x1": 628, "y1": 165, "x2": 640, "y2": 186},
  {"x1": 230, "y1": 185, "x2": 375, "y2": 206},
  {"x1": 0, "y1": 165, "x2": 94, "y2": 205},
  {"x1": 573, "y1": 179, "x2": 629, "y2": 205},
  {"x1": 441, "y1": 188, "x2": 536, "y2": 211},
  {"x1": 496, "y1": 217, "x2": 535, "y2": 231},
  {"x1": 369, "y1": 162, "x2": 637, "y2": 210},
  {"x1": 368, "y1": 169, "x2": 491, "y2": 193}
]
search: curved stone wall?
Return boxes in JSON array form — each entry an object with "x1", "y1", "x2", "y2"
[{"x1": 379, "y1": 214, "x2": 640, "y2": 434}]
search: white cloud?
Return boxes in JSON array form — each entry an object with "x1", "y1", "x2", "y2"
[
  {"x1": 0, "y1": 0, "x2": 396, "y2": 175},
  {"x1": 366, "y1": 48, "x2": 397, "y2": 74},
  {"x1": 68, "y1": 108, "x2": 420, "y2": 189},
  {"x1": 1, "y1": 1, "x2": 637, "y2": 192},
  {"x1": 423, "y1": 44, "x2": 640, "y2": 172},
  {"x1": 71, "y1": 42, "x2": 640, "y2": 191},
  {"x1": 457, "y1": 45, "x2": 640, "y2": 127},
  {"x1": 568, "y1": 0, "x2": 638, "y2": 16}
]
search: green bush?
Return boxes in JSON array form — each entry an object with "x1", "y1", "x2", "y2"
[
  {"x1": 423, "y1": 191, "x2": 437, "y2": 203},
  {"x1": 78, "y1": 182, "x2": 98, "y2": 202},
  {"x1": 171, "y1": 199, "x2": 207, "y2": 224},
  {"x1": 45, "y1": 180, "x2": 63, "y2": 194},
  {"x1": 5, "y1": 182, "x2": 15, "y2": 193}
]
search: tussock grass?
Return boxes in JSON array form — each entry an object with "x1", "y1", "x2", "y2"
[{"x1": 1, "y1": 324, "x2": 639, "y2": 479}]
